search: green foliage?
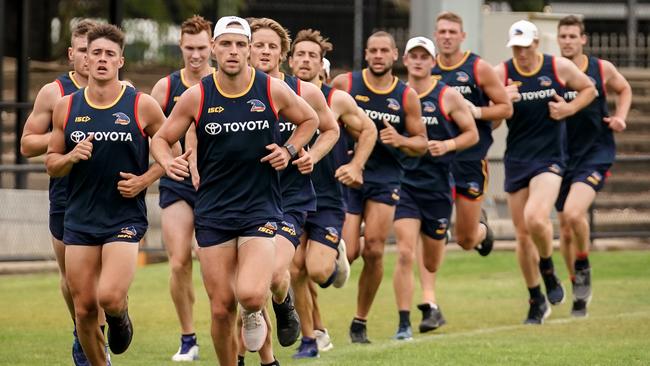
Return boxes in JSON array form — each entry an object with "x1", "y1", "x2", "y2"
[
  {"x1": 506, "y1": 0, "x2": 546, "y2": 12},
  {"x1": 1, "y1": 250, "x2": 649, "y2": 365}
]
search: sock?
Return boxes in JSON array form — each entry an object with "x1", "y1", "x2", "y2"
[
  {"x1": 398, "y1": 310, "x2": 410, "y2": 327},
  {"x1": 238, "y1": 355, "x2": 245, "y2": 366},
  {"x1": 351, "y1": 317, "x2": 367, "y2": 332},
  {"x1": 528, "y1": 285, "x2": 544, "y2": 301},
  {"x1": 261, "y1": 359, "x2": 280, "y2": 366},
  {"x1": 301, "y1": 336, "x2": 316, "y2": 344},
  {"x1": 318, "y1": 265, "x2": 338, "y2": 289},
  {"x1": 575, "y1": 251, "x2": 590, "y2": 270},
  {"x1": 539, "y1": 256, "x2": 554, "y2": 275},
  {"x1": 100, "y1": 325, "x2": 106, "y2": 335},
  {"x1": 181, "y1": 333, "x2": 196, "y2": 345}
]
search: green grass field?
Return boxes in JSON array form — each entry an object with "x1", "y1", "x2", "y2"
[{"x1": 1, "y1": 249, "x2": 649, "y2": 365}]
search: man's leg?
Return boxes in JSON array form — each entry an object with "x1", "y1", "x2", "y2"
[
  {"x1": 161, "y1": 200, "x2": 199, "y2": 360},
  {"x1": 342, "y1": 213, "x2": 362, "y2": 264},
  {"x1": 526, "y1": 173, "x2": 565, "y2": 305},
  {"x1": 453, "y1": 160, "x2": 493, "y2": 255},
  {"x1": 454, "y1": 198, "x2": 486, "y2": 250},
  {"x1": 65, "y1": 245, "x2": 105, "y2": 365},
  {"x1": 418, "y1": 234, "x2": 447, "y2": 332},
  {"x1": 392, "y1": 218, "x2": 420, "y2": 340},
  {"x1": 197, "y1": 242, "x2": 238, "y2": 366},
  {"x1": 350, "y1": 200, "x2": 395, "y2": 343},
  {"x1": 290, "y1": 241, "x2": 319, "y2": 359}
]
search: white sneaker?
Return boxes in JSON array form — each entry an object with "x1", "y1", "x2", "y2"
[
  {"x1": 171, "y1": 344, "x2": 199, "y2": 362},
  {"x1": 241, "y1": 309, "x2": 267, "y2": 352},
  {"x1": 314, "y1": 328, "x2": 334, "y2": 352},
  {"x1": 333, "y1": 239, "x2": 350, "y2": 288}
]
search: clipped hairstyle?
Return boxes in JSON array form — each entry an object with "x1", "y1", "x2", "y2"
[
  {"x1": 291, "y1": 29, "x2": 333, "y2": 59},
  {"x1": 367, "y1": 30, "x2": 396, "y2": 48},
  {"x1": 436, "y1": 11, "x2": 464, "y2": 31},
  {"x1": 72, "y1": 19, "x2": 98, "y2": 39},
  {"x1": 87, "y1": 23, "x2": 125, "y2": 50},
  {"x1": 558, "y1": 15, "x2": 585, "y2": 35},
  {"x1": 181, "y1": 15, "x2": 213, "y2": 38},
  {"x1": 248, "y1": 17, "x2": 291, "y2": 59}
]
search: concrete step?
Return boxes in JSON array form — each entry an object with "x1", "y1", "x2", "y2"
[
  {"x1": 594, "y1": 192, "x2": 650, "y2": 210},
  {"x1": 593, "y1": 208, "x2": 650, "y2": 233},
  {"x1": 625, "y1": 116, "x2": 650, "y2": 133},
  {"x1": 610, "y1": 154, "x2": 650, "y2": 171},
  {"x1": 614, "y1": 133, "x2": 650, "y2": 154},
  {"x1": 602, "y1": 173, "x2": 650, "y2": 193}
]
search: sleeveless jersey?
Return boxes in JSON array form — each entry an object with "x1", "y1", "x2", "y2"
[
  {"x1": 159, "y1": 69, "x2": 194, "y2": 191},
  {"x1": 49, "y1": 71, "x2": 82, "y2": 214},
  {"x1": 63, "y1": 85, "x2": 149, "y2": 233},
  {"x1": 504, "y1": 54, "x2": 567, "y2": 163},
  {"x1": 308, "y1": 83, "x2": 349, "y2": 211},
  {"x1": 432, "y1": 52, "x2": 492, "y2": 160},
  {"x1": 348, "y1": 69, "x2": 410, "y2": 186},
  {"x1": 402, "y1": 79, "x2": 459, "y2": 191},
  {"x1": 563, "y1": 56, "x2": 614, "y2": 168},
  {"x1": 194, "y1": 68, "x2": 282, "y2": 224},
  {"x1": 276, "y1": 73, "x2": 317, "y2": 212}
]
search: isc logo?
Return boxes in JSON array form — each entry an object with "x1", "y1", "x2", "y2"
[
  {"x1": 75, "y1": 116, "x2": 91, "y2": 123},
  {"x1": 208, "y1": 106, "x2": 224, "y2": 113}
]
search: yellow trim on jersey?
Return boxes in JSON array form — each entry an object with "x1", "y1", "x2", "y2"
[
  {"x1": 84, "y1": 84, "x2": 126, "y2": 110},
  {"x1": 579, "y1": 54, "x2": 589, "y2": 73},
  {"x1": 181, "y1": 67, "x2": 216, "y2": 88},
  {"x1": 417, "y1": 77, "x2": 439, "y2": 99},
  {"x1": 361, "y1": 69, "x2": 398, "y2": 95},
  {"x1": 436, "y1": 51, "x2": 471, "y2": 71},
  {"x1": 513, "y1": 53, "x2": 544, "y2": 77},
  {"x1": 69, "y1": 71, "x2": 82, "y2": 89},
  {"x1": 214, "y1": 67, "x2": 255, "y2": 98}
]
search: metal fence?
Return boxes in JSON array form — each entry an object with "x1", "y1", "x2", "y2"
[{"x1": 586, "y1": 32, "x2": 650, "y2": 67}]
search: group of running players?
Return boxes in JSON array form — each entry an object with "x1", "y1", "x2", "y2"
[{"x1": 20, "y1": 10, "x2": 630, "y2": 366}]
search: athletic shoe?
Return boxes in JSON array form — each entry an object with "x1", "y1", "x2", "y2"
[
  {"x1": 171, "y1": 335, "x2": 199, "y2": 361},
  {"x1": 349, "y1": 319, "x2": 371, "y2": 344},
  {"x1": 475, "y1": 209, "x2": 494, "y2": 256},
  {"x1": 393, "y1": 324, "x2": 413, "y2": 341},
  {"x1": 106, "y1": 344, "x2": 111, "y2": 366},
  {"x1": 573, "y1": 267, "x2": 592, "y2": 301},
  {"x1": 241, "y1": 309, "x2": 267, "y2": 352},
  {"x1": 72, "y1": 329, "x2": 90, "y2": 366},
  {"x1": 417, "y1": 303, "x2": 446, "y2": 333},
  {"x1": 272, "y1": 288, "x2": 301, "y2": 347},
  {"x1": 571, "y1": 299, "x2": 588, "y2": 317},
  {"x1": 292, "y1": 337, "x2": 319, "y2": 359},
  {"x1": 543, "y1": 272, "x2": 566, "y2": 305},
  {"x1": 314, "y1": 329, "x2": 333, "y2": 352},
  {"x1": 106, "y1": 308, "x2": 133, "y2": 355},
  {"x1": 237, "y1": 355, "x2": 245, "y2": 366},
  {"x1": 524, "y1": 298, "x2": 551, "y2": 324},
  {"x1": 333, "y1": 239, "x2": 351, "y2": 288}
]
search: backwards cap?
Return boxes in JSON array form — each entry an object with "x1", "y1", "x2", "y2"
[{"x1": 213, "y1": 16, "x2": 251, "y2": 40}]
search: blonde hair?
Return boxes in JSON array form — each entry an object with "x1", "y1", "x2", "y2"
[
  {"x1": 436, "y1": 11, "x2": 464, "y2": 31},
  {"x1": 249, "y1": 17, "x2": 291, "y2": 59},
  {"x1": 291, "y1": 29, "x2": 333, "y2": 59}
]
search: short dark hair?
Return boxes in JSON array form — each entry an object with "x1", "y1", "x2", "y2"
[
  {"x1": 558, "y1": 15, "x2": 585, "y2": 35},
  {"x1": 291, "y1": 29, "x2": 333, "y2": 59},
  {"x1": 87, "y1": 23, "x2": 125, "y2": 50},
  {"x1": 181, "y1": 15, "x2": 213, "y2": 38}
]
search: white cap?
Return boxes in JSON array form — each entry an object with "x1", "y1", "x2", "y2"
[
  {"x1": 322, "y1": 58, "x2": 331, "y2": 79},
  {"x1": 404, "y1": 36, "x2": 436, "y2": 57},
  {"x1": 213, "y1": 16, "x2": 251, "y2": 40},
  {"x1": 506, "y1": 20, "x2": 539, "y2": 48}
]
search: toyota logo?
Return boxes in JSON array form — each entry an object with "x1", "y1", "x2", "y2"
[
  {"x1": 70, "y1": 131, "x2": 86, "y2": 143},
  {"x1": 205, "y1": 123, "x2": 222, "y2": 135}
]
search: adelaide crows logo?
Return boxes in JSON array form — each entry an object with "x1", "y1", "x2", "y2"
[
  {"x1": 113, "y1": 112, "x2": 130, "y2": 125},
  {"x1": 538, "y1": 76, "x2": 552, "y2": 87},
  {"x1": 423, "y1": 101, "x2": 436, "y2": 113},
  {"x1": 456, "y1": 71, "x2": 470, "y2": 83},
  {"x1": 248, "y1": 99, "x2": 266, "y2": 112},
  {"x1": 387, "y1": 98, "x2": 401, "y2": 111}
]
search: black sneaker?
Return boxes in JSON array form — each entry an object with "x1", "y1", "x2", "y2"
[
  {"x1": 524, "y1": 298, "x2": 551, "y2": 324},
  {"x1": 475, "y1": 209, "x2": 494, "y2": 256},
  {"x1": 272, "y1": 287, "x2": 301, "y2": 347},
  {"x1": 417, "y1": 303, "x2": 446, "y2": 333},
  {"x1": 571, "y1": 299, "x2": 588, "y2": 317},
  {"x1": 543, "y1": 272, "x2": 565, "y2": 305},
  {"x1": 106, "y1": 308, "x2": 133, "y2": 354},
  {"x1": 573, "y1": 267, "x2": 592, "y2": 301},
  {"x1": 349, "y1": 319, "x2": 371, "y2": 344}
]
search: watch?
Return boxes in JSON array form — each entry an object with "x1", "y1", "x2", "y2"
[{"x1": 283, "y1": 143, "x2": 298, "y2": 159}]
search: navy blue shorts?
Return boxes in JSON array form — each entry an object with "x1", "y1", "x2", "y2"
[
  {"x1": 555, "y1": 163, "x2": 610, "y2": 212},
  {"x1": 452, "y1": 159, "x2": 488, "y2": 200},
  {"x1": 63, "y1": 224, "x2": 146, "y2": 246},
  {"x1": 159, "y1": 183, "x2": 196, "y2": 209},
  {"x1": 394, "y1": 185, "x2": 452, "y2": 240},
  {"x1": 305, "y1": 209, "x2": 345, "y2": 250},
  {"x1": 504, "y1": 160, "x2": 565, "y2": 193},
  {"x1": 277, "y1": 211, "x2": 308, "y2": 247},
  {"x1": 347, "y1": 183, "x2": 401, "y2": 215},
  {"x1": 195, "y1": 219, "x2": 277, "y2": 248},
  {"x1": 49, "y1": 212, "x2": 65, "y2": 241}
]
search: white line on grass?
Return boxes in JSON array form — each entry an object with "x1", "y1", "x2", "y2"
[{"x1": 308, "y1": 310, "x2": 650, "y2": 364}]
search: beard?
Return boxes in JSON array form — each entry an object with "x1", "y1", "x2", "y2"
[{"x1": 368, "y1": 64, "x2": 391, "y2": 77}]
